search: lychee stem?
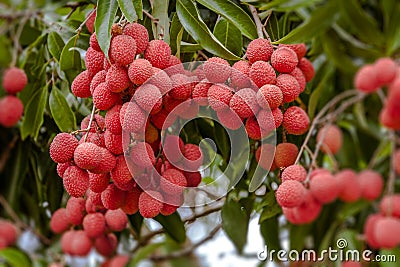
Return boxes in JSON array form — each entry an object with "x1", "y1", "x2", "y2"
[
  {"x1": 249, "y1": 5, "x2": 265, "y2": 39},
  {"x1": 75, "y1": 8, "x2": 96, "y2": 34},
  {"x1": 83, "y1": 105, "x2": 97, "y2": 142}
]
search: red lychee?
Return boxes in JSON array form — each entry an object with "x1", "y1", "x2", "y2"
[
  {"x1": 138, "y1": 191, "x2": 164, "y2": 218},
  {"x1": 71, "y1": 70, "x2": 92, "y2": 98},
  {"x1": 85, "y1": 47, "x2": 104, "y2": 76},
  {"x1": 105, "y1": 209, "x2": 128, "y2": 232},
  {"x1": 123, "y1": 22, "x2": 149, "y2": 54},
  {"x1": 335, "y1": 169, "x2": 361, "y2": 202},
  {"x1": 134, "y1": 84, "x2": 163, "y2": 114},
  {"x1": 316, "y1": 125, "x2": 343, "y2": 155},
  {"x1": 207, "y1": 84, "x2": 233, "y2": 111},
  {"x1": 106, "y1": 64, "x2": 130, "y2": 93},
  {"x1": 144, "y1": 40, "x2": 171, "y2": 69},
  {"x1": 74, "y1": 142, "x2": 102, "y2": 170},
  {"x1": 281, "y1": 165, "x2": 307, "y2": 182},
  {"x1": 2, "y1": 67, "x2": 28, "y2": 94},
  {"x1": 50, "y1": 208, "x2": 70, "y2": 234},
  {"x1": 63, "y1": 166, "x2": 89, "y2": 197},
  {"x1": 203, "y1": 57, "x2": 231, "y2": 84},
  {"x1": 309, "y1": 173, "x2": 340, "y2": 204},
  {"x1": 249, "y1": 61, "x2": 277, "y2": 88},
  {"x1": 66, "y1": 197, "x2": 86, "y2": 225},
  {"x1": 128, "y1": 58, "x2": 153, "y2": 85},
  {"x1": 0, "y1": 95, "x2": 24, "y2": 128},
  {"x1": 110, "y1": 35, "x2": 136, "y2": 65},
  {"x1": 246, "y1": 38, "x2": 274, "y2": 63},
  {"x1": 282, "y1": 106, "x2": 310, "y2": 135},
  {"x1": 354, "y1": 64, "x2": 379, "y2": 93},
  {"x1": 298, "y1": 58, "x2": 315, "y2": 82},
  {"x1": 274, "y1": 143, "x2": 298, "y2": 168},
  {"x1": 276, "y1": 74, "x2": 301, "y2": 103},
  {"x1": 271, "y1": 46, "x2": 299, "y2": 73},
  {"x1": 101, "y1": 184, "x2": 127, "y2": 210},
  {"x1": 276, "y1": 180, "x2": 306, "y2": 208},
  {"x1": 256, "y1": 84, "x2": 283, "y2": 110},
  {"x1": 358, "y1": 170, "x2": 383, "y2": 201},
  {"x1": 92, "y1": 82, "x2": 120, "y2": 111},
  {"x1": 50, "y1": 133, "x2": 78, "y2": 163},
  {"x1": 230, "y1": 88, "x2": 260, "y2": 119}
]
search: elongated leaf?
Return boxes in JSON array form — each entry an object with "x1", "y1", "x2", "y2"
[
  {"x1": 21, "y1": 86, "x2": 48, "y2": 140},
  {"x1": 213, "y1": 18, "x2": 243, "y2": 56},
  {"x1": 47, "y1": 32, "x2": 65, "y2": 61},
  {"x1": 222, "y1": 198, "x2": 249, "y2": 253},
  {"x1": 259, "y1": 0, "x2": 323, "y2": 11},
  {"x1": 276, "y1": 1, "x2": 339, "y2": 44},
  {"x1": 260, "y1": 216, "x2": 281, "y2": 253},
  {"x1": 196, "y1": 0, "x2": 257, "y2": 40},
  {"x1": 151, "y1": 0, "x2": 170, "y2": 43},
  {"x1": 128, "y1": 243, "x2": 163, "y2": 267},
  {"x1": 59, "y1": 34, "x2": 82, "y2": 82},
  {"x1": 154, "y1": 212, "x2": 186, "y2": 243},
  {"x1": 0, "y1": 248, "x2": 31, "y2": 267},
  {"x1": 133, "y1": 0, "x2": 143, "y2": 20},
  {"x1": 176, "y1": 0, "x2": 240, "y2": 60},
  {"x1": 95, "y1": 0, "x2": 118, "y2": 55},
  {"x1": 338, "y1": 0, "x2": 384, "y2": 46},
  {"x1": 380, "y1": 248, "x2": 400, "y2": 267},
  {"x1": 117, "y1": 0, "x2": 138, "y2": 22},
  {"x1": 49, "y1": 87, "x2": 76, "y2": 132}
]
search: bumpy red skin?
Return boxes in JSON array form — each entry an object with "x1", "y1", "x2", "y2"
[
  {"x1": 192, "y1": 80, "x2": 211, "y2": 106},
  {"x1": 316, "y1": 125, "x2": 343, "y2": 154},
  {"x1": 95, "y1": 233, "x2": 118, "y2": 257},
  {"x1": 276, "y1": 180, "x2": 306, "y2": 208},
  {"x1": 207, "y1": 84, "x2": 233, "y2": 111},
  {"x1": 129, "y1": 141, "x2": 156, "y2": 168},
  {"x1": 256, "y1": 109, "x2": 276, "y2": 133},
  {"x1": 105, "y1": 209, "x2": 128, "y2": 232},
  {"x1": 335, "y1": 169, "x2": 361, "y2": 203},
  {"x1": 271, "y1": 46, "x2": 299, "y2": 73},
  {"x1": 231, "y1": 60, "x2": 252, "y2": 88},
  {"x1": 89, "y1": 33, "x2": 101, "y2": 52},
  {"x1": 373, "y1": 57, "x2": 398, "y2": 87},
  {"x1": 309, "y1": 173, "x2": 340, "y2": 204},
  {"x1": 2, "y1": 67, "x2": 28, "y2": 94},
  {"x1": 110, "y1": 155, "x2": 136, "y2": 191},
  {"x1": 50, "y1": 133, "x2": 78, "y2": 163},
  {"x1": 290, "y1": 67, "x2": 307, "y2": 93},
  {"x1": 85, "y1": 47, "x2": 105, "y2": 76},
  {"x1": 184, "y1": 171, "x2": 202, "y2": 187},
  {"x1": 92, "y1": 147, "x2": 117, "y2": 174},
  {"x1": 123, "y1": 22, "x2": 149, "y2": 54},
  {"x1": 373, "y1": 217, "x2": 400, "y2": 249},
  {"x1": 50, "y1": 208, "x2": 70, "y2": 234},
  {"x1": 0, "y1": 95, "x2": 24, "y2": 127},
  {"x1": 358, "y1": 170, "x2": 383, "y2": 201},
  {"x1": 0, "y1": 221, "x2": 18, "y2": 246},
  {"x1": 272, "y1": 108, "x2": 283, "y2": 128},
  {"x1": 63, "y1": 166, "x2": 89, "y2": 198},
  {"x1": 380, "y1": 84, "x2": 400, "y2": 129},
  {"x1": 274, "y1": 143, "x2": 298, "y2": 168},
  {"x1": 203, "y1": 57, "x2": 231, "y2": 84},
  {"x1": 101, "y1": 184, "x2": 127, "y2": 210},
  {"x1": 249, "y1": 61, "x2": 277, "y2": 88},
  {"x1": 104, "y1": 130, "x2": 123, "y2": 155},
  {"x1": 71, "y1": 70, "x2": 92, "y2": 98},
  {"x1": 230, "y1": 88, "x2": 260, "y2": 119},
  {"x1": 151, "y1": 108, "x2": 177, "y2": 130},
  {"x1": 162, "y1": 135, "x2": 184, "y2": 163},
  {"x1": 66, "y1": 197, "x2": 86, "y2": 225},
  {"x1": 284, "y1": 190, "x2": 322, "y2": 225},
  {"x1": 281, "y1": 165, "x2": 307, "y2": 182},
  {"x1": 81, "y1": 114, "x2": 105, "y2": 132},
  {"x1": 85, "y1": 10, "x2": 96, "y2": 33},
  {"x1": 70, "y1": 230, "x2": 92, "y2": 256},
  {"x1": 354, "y1": 64, "x2": 379, "y2": 93},
  {"x1": 246, "y1": 38, "x2": 274, "y2": 63},
  {"x1": 138, "y1": 191, "x2": 164, "y2": 218},
  {"x1": 105, "y1": 104, "x2": 122, "y2": 135},
  {"x1": 83, "y1": 212, "x2": 106, "y2": 238},
  {"x1": 182, "y1": 144, "x2": 203, "y2": 171},
  {"x1": 134, "y1": 84, "x2": 163, "y2": 114},
  {"x1": 144, "y1": 40, "x2": 171, "y2": 69},
  {"x1": 120, "y1": 102, "x2": 146, "y2": 133},
  {"x1": 276, "y1": 74, "x2": 301, "y2": 103},
  {"x1": 255, "y1": 144, "x2": 275, "y2": 170},
  {"x1": 128, "y1": 59, "x2": 153, "y2": 85},
  {"x1": 278, "y1": 43, "x2": 307, "y2": 60},
  {"x1": 74, "y1": 142, "x2": 102, "y2": 170},
  {"x1": 216, "y1": 108, "x2": 243, "y2": 130},
  {"x1": 298, "y1": 58, "x2": 315, "y2": 82},
  {"x1": 57, "y1": 162, "x2": 72, "y2": 178},
  {"x1": 110, "y1": 35, "x2": 136, "y2": 66},
  {"x1": 106, "y1": 65, "x2": 130, "y2": 93},
  {"x1": 149, "y1": 68, "x2": 172, "y2": 95},
  {"x1": 169, "y1": 74, "x2": 193, "y2": 100},
  {"x1": 282, "y1": 106, "x2": 310, "y2": 135},
  {"x1": 245, "y1": 116, "x2": 262, "y2": 140},
  {"x1": 364, "y1": 213, "x2": 383, "y2": 249},
  {"x1": 92, "y1": 82, "x2": 120, "y2": 111},
  {"x1": 121, "y1": 187, "x2": 142, "y2": 215},
  {"x1": 380, "y1": 194, "x2": 400, "y2": 217},
  {"x1": 256, "y1": 84, "x2": 283, "y2": 110},
  {"x1": 89, "y1": 172, "x2": 110, "y2": 193},
  {"x1": 90, "y1": 70, "x2": 106, "y2": 95}
]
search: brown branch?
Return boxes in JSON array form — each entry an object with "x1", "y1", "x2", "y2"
[
  {"x1": 150, "y1": 224, "x2": 222, "y2": 262},
  {"x1": 143, "y1": 10, "x2": 158, "y2": 22},
  {"x1": 249, "y1": 6, "x2": 264, "y2": 39},
  {"x1": 0, "y1": 135, "x2": 18, "y2": 173}
]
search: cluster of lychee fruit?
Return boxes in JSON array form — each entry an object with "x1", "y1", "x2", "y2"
[
  {"x1": 50, "y1": 197, "x2": 127, "y2": 257},
  {"x1": 354, "y1": 57, "x2": 400, "y2": 129},
  {"x1": 0, "y1": 219, "x2": 19, "y2": 249},
  {"x1": 0, "y1": 67, "x2": 27, "y2": 127}
]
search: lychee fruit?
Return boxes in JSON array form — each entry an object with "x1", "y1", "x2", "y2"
[
  {"x1": 50, "y1": 208, "x2": 70, "y2": 234},
  {"x1": 276, "y1": 180, "x2": 306, "y2": 208},
  {"x1": 278, "y1": 43, "x2": 307, "y2": 60},
  {"x1": 276, "y1": 74, "x2": 301, "y2": 103},
  {"x1": 182, "y1": 143, "x2": 203, "y2": 171},
  {"x1": 162, "y1": 135, "x2": 184, "y2": 163},
  {"x1": 89, "y1": 172, "x2": 110, "y2": 193},
  {"x1": 123, "y1": 22, "x2": 149, "y2": 54},
  {"x1": 66, "y1": 197, "x2": 86, "y2": 225},
  {"x1": 110, "y1": 155, "x2": 135, "y2": 191},
  {"x1": 85, "y1": 47, "x2": 105, "y2": 76},
  {"x1": 380, "y1": 195, "x2": 400, "y2": 217},
  {"x1": 63, "y1": 166, "x2": 89, "y2": 197},
  {"x1": 309, "y1": 173, "x2": 340, "y2": 204},
  {"x1": 105, "y1": 105, "x2": 122, "y2": 135},
  {"x1": 138, "y1": 191, "x2": 164, "y2": 218},
  {"x1": 121, "y1": 187, "x2": 142, "y2": 215},
  {"x1": 74, "y1": 142, "x2": 102, "y2": 170},
  {"x1": 184, "y1": 171, "x2": 202, "y2": 187},
  {"x1": 104, "y1": 130, "x2": 123, "y2": 155},
  {"x1": 148, "y1": 68, "x2": 172, "y2": 94},
  {"x1": 354, "y1": 64, "x2": 379, "y2": 93},
  {"x1": 249, "y1": 61, "x2": 277, "y2": 88},
  {"x1": 192, "y1": 80, "x2": 211, "y2": 106},
  {"x1": 105, "y1": 209, "x2": 128, "y2": 232},
  {"x1": 81, "y1": 114, "x2": 105, "y2": 132},
  {"x1": 92, "y1": 82, "x2": 120, "y2": 110},
  {"x1": 203, "y1": 57, "x2": 231, "y2": 84},
  {"x1": 373, "y1": 57, "x2": 397, "y2": 86},
  {"x1": 298, "y1": 58, "x2": 315, "y2": 82},
  {"x1": 316, "y1": 125, "x2": 343, "y2": 155},
  {"x1": 134, "y1": 84, "x2": 163, "y2": 114},
  {"x1": 245, "y1": 116, "x2": 262, "y2": 140},
  {"x1": 151, "y1": 108, "x2": 177, "y2": 130},
  {"x1": 395, "y1": 149, "x2": 400, "y2": 175},
  {"x1": 106, "y1": 64, "x2": 130, "y2": 93},
  {"x1": 49, "y1": 133, "x2": 78, "y2": 163},
  {"x1": 255, "y1": 143, "x2": 275, "y2": 170},
  {"x1": 271, "y1": 46, "x2": 299, "y2": 73},
  {"x1": 0, "y1": 95, "x2": 24, "y2": 128},
  {"x1": 85, "y1": 10, "x2": 96, "y2": 34},
  {"x1": 101, "y1": 184, "x2": 127, "y2": 210},
  {"x1": 364, "y1": 213, "x2": 383, "y2": 249},
  {"x1": 216, "y1": 108, "x2": 243, "y2": 130},
  {"x1": 290, "y1": 67, "x2": 307, "y2": 92},
  {"x1": 373, "y1": 216, "x2": 400, "y2": 248},
  {"x1": 2, "y1": 67, "x2": 28, "y2": 94},
  {"x1": 110, "y1": 35, "x2": 136, "y2": 65},
  {"x1": 120, "y1": 101, "x2": 146, "y2": 133},
  {"x1": 281, "y1": 165, "x2": 307, "y2": 182},
  {"x1": 92, "y1": 147, "x2": 117, "y2": 173},
  {"x1": 231, "y1": 60, "x2": 251, "y2": 88},
  {"x1": 90, "y1": 70, "x2": 106, "y2": 94},
  {"x1": 341, "y1": 261, "x2": 362, "y2": 267},
  {"x1": 89, "y1": 33, "x2": 101, "y2": 52},
  {"x1": 207, "y1": 84, "x2": 233, "y2": 111},
  {"x1": 246, "y1": 38, "x2": 274, "y2": 63},
  {"x1": 128, "y1": 58, "x2": 153, "y2": 85},
  {"x1": 71, "y1": 70, "x2": 92, "y2": 98},
  {"x1": 335, "y1": 169, "x2": 361, "y2": 202},
  {"x1": 274, "y1": 143, "x2": 298, "y2": 168},
  {"x1": 70, "y1": 230, "x2": 92, "y2": 256},
  {"x1": 256, "y1": 84, "x2": 283, "y2": 110},
  {"x1": 282, "y1": 106, "x2": 310, "y2": 135},
  {"x1": 169, "y1": 74, "x2": 193, "y2": 100},
  {"x1": 144, "y1": 40, "x2": 171, "y2": 69},
  {"x1": 57, "y1": 162, "x2": 73, "y2": 178},
  {"x1": 129, "y1": 141, "x2": 156, "y2": 168},
  {"x1": 94, "y1": 233, "x2": 118, "y2": 257},
  {"x1": 358, "y1": 170, "x2": 383, "y2": 201},
  {"x1": 230, "y1": 88, "x2": 260, "y2": 119}
]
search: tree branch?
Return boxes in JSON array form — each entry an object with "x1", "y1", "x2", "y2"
[{"x1": 249, "y1": 6, "x2": 264, "y2": 39}]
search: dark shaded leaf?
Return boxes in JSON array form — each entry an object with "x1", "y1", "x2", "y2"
[
  {"x1": 117, "y1": 0, "x2": 138, "y2": 22},
  {"x1": 0, "y1": 248, "x2": 31, "y2": 267},
  {"x1": 260, "y1": 216, "x2": 281, "y2": 253},
  {"x1": 259, "y1": 0, "x2": 323, "y2": 11},
  {"x1": 49, "y1": 87, "x2": 76, "y2": 132},
  {"x1": 21, "y1": 86, "x2": 48, "y2": 140},
  {"x1": 59, "y1": 34, "x2": 82, "y2": 82},
  {"x1": 155, "y1": 212, "x2": 186, "y2": 243},
  {"x1": 379, "y1": 248, "x2": 400, "y2": 267},
  {"x1": 196, "y1": 0, "x2": 258, "y2": 39},
  {"x1": 133, "y1": 0, "x2": 143, "y2": 20},
  {"x1": 47, "y1": 32, "x2": 65, "y2": 61},
  {"x1": 128, "y1": 213, "x2": 143, "y2": 238},
  {"x1": 213, "y1": 18, "x2": 243, "y2": 56},
  {"x1": 222, "y1": 198, "x2": 248, "y2": 253},
  {"x1": 95, "y1": 0, "x2": 118, "y2": 55}
]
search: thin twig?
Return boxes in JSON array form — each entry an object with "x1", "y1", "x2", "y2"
[
  {"x1": 143, "y1": 10, "x2": 158, "y2": 22},
  {"x1": 150, "y1": 224, "x2": 222, "y2": 262},
  {"x1": 83, "y1": 105, "x2": 96, "y2": 142},
  {"x1": 75, "y1": 8, "x2": 96, "y2": 34},
  {"x1": 249, "y1": 6, "x2": 264, "y2": 39}
]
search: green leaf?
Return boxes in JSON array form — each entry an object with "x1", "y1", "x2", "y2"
[
  {"x1": 337, "y1": 200, "x2": 370, "y2": 221},
  {"x1": 59, "y1": 34, "x2": 82, "y2": 83},
  {"x1": 95, "y1": 0, "x2": 118, "y2": 55},
  {"x1": 47, "y1": 32, "x2": 65, "y2": 61},
  {"x1": 260, "y1": 216, "x2": 281, "y2": 253},
  {"x1": 275, "y1": 1, "x2": 339, "y2": 44},
  {"x1": 154, "y1": 212, "x2": 186, "y2": 243},
  {"x1": 338, "y1": 0, "x2": 384, "y2": 46},
  {"x1": 117, "y1": 0, "x2": 138, "y2": 22},
  {"x1": 21, "y1": 86, "x2": 48, "y2": 140},
  {"x1": 128, "y1": 242, "x2": 163, "y2": 266},
  {"x1": 259, "y1": 0, "x2": 323, "y2": 11},
  {"x1": 289, "y1": 224, "x2": 312, "y2": 251},
  {"x1": 379, "y1": 248, "x2": 400, "y2": 267},
  {"x1": 133, "y1": 0, "x2": 143, "y2": 20},
  {"x1": 222, "y1": 198, "x2": 249, "y2": 253},
  {"x1": 335, "y1": 229, "x2": 362, "y2": 251},
  {"x1": 0, "y1": 248, "x2": 31, "y2": 267},
  {"x1": 213, "y1": 18, "x2": 243, "y2": 56},
  {"x1": 176, "y1": 0, "x2": 240, "y2": 60},
  {"x1": 151, "y1": 0, "x2": 170, "y2": 43},
  {"x1": 196, "y1": 0, "x2": 257, "y2": 40},
  {"x1": 49, "y1": 87, "x2": 76, "y2": 132}
]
